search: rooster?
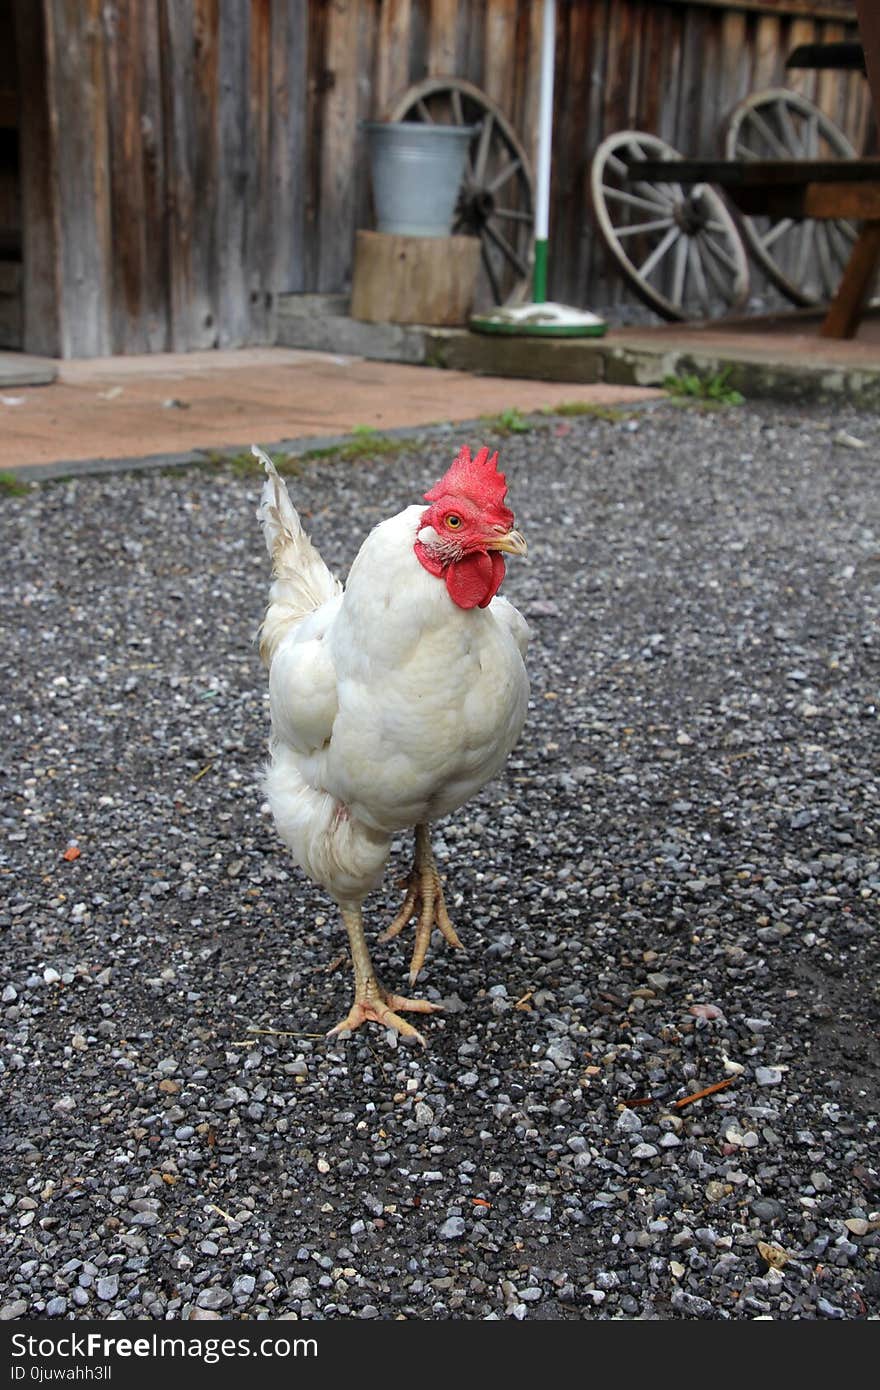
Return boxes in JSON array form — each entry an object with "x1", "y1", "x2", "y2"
[{"x1": 254, "y1": 442, "x2": 529, "y2": 1045}]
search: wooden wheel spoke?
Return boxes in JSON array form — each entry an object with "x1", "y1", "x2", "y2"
[
  {"x1": 794, "y1": 219, "x2": 816, "y2": 288},
  {"x1": 493, "y1": 206, "x2": 532, "y2": 223},
  {"x1": 481, "y1": 241, "x2": 502, "y2": 303},
  {"x1": 600, "y1": 185, "x2": 675, "y2": 215},
  {"x1": 474, "y1": 114, "x2": 495, "y2": 185},
  {"x1": 698, "y1": 232, "x2": 734, "y2": 298},
  {"x1": 746, "y1": 109, "x2": 790, "y2": 158},
  {"x1": 671, "y1": 235, "x2": 688, "y2": 304},
  {"x1": 803, "y1": 112, "x2": 819, "y2": 159},
  {"x1": 759, "y1": 217, "x2": 795, "y2": 251},
  {"x1": 484, "y1": 220, "x2": 529, "y2": 278},
  {"x1": 488, "y1": 156, "x2": 522, "y2": 193},
  {"x1": 702, "y1": 234, "x2": 741, "y2": 276},
  {"x1": 814, "y1": 222, "x2": 835, "y2": 296},
  {"x1": 687, "y1": 238, "x2": 712, "y2": 315},
  {"x1": 416, "y1": 100, "x2": 434, "y2": 124},
  {"x1": 450, "y1": 89, "x2": 464, "y2": 126},
  {"x1": 638, "y1": 225, "x2": 679, "y2": 280},
  {"x1": 615, "y1": 216, "x2": 675, "y2": 238},
  {"x1": 777, "y1": 102, "x2": 802, "y2": 157},
  {"x1": 826, "y1": 219, "x2": 856, "y2": 263}
]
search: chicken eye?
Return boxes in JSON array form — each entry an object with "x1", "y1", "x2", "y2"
[{"x1": 446, "y1": 514, "x2": 462, "y2": 529}]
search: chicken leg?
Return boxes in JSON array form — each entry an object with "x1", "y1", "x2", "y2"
[
  {"x1": 378, "y1": 823, "x2": 463, "y2": 983},
  {"x1": 328, "y1": 907, "x2": 441, "y2": 1046}
]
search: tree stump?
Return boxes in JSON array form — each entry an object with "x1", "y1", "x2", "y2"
[{"x1": 351, "y1": 230, "x2": 481, "y2": 326}]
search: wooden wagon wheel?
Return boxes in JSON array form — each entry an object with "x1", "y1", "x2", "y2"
[
  {"x1": 724, "y1": 89, "x2": 858, "y2": 306},
  {"x1": 388, "y1": 78, "x2": 535, "y2": 308},
  {"x1": 590, "y1": 131, "x2": 750, "y2": 321}
]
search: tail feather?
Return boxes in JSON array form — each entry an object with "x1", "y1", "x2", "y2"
[{"x1": 254, "y1": 445, "x2": 342, "y2": 666}]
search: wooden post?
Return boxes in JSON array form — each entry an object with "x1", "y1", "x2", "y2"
[
  {"x1": 856, "y1": 1, "x2": 880, "y2": 124},
  {"x1": 350, "y1": 230, "x2": 481, "y2": 325},
  {"x1": 820, "y1": 220, "x2": 880, "y2": 339}
]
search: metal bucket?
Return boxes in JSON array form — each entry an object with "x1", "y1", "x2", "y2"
[{"x1": 363, "y1": 121, "x2": 476, "y2": 238}]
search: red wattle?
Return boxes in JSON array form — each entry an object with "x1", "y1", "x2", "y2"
[{"x1": 445, "y1": 551, "x2": 506, "y2": 610}]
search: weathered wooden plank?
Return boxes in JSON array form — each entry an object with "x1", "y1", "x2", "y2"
[
  {"x1": 103, "y1": 0, "x2": 143, "y2": 351},
  {"x1": 752, "y1": 10, "x2": 783, "y2": 88},
  {"x1": 216, "y1": 0, "x2": 251, "y2": 346},
  {"x1": 375, "y1": 0, "x2": 413, "y2": 115},
  {"x1": 317, "y1": 0, "x2": 361, "y2": 292},
  {"x1": 269, "y1": 0, "x2": 308, "y2": 295},
  {"x1": 483, "y1": 0, "x2": 518, "y2": 112},
  {"x1": 49, "y1": 0, "x2": 113, "y2": 356},
  {"x1": 160, "y1": 0, "x2": 197, "y2": 350},
  {"x1": 785, "y1": 17, "x2": 821, "y2": 98},
  {"x1": 103, "y1": 0, "x2": 169, "y2": 353},
  {"x1": 717, "y1": 10, "x2": 752, "y2": 130},
  {"x1": 653, "y1": 3, "x2": 684, "y2": 147},
  {"x1": 13, "y1": 0, "x2": 61, "y2": 356},
  {"x1": 245, "y1": 0, "x2": 272, "y2": 343},
  {"x1": 427, "y1": 0, "x2": 458, "y2": 77},
  {"x1": 139, "y1": 0, "x2": 170, "y2": 351},
  {"x1": 513, "y1": 0, "x2": 544, "y2": 171},
  {"x1": 303, "y1": 0, "x2": 329, "y2": 290},
  {"x1": 559, "y1": 0, "x2": 599, "y2": 306},
  {"x1": 354, "y1": 0, "x2": 378, "y2": 240}
]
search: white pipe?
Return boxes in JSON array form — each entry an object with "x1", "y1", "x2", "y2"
[{"x1": 535, "y1": 0, "x2": 556, "y2": 243}]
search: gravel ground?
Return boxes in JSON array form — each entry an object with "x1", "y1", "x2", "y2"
[{"x1": 1, "y1": 401, "x2": 878, "y2": 1322}]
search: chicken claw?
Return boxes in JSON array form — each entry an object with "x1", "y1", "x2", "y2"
[
  {"x1": 327, "y1": 989, "x2": 442, "y2": 1047},
  {"x1": 332, "y1": 905, "x2": 442, "y2": 1046},
  {"x1": 379, "y1": 824, "x2": 463, "y2": 983}
]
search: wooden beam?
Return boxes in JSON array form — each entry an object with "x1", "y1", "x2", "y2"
[{"x1": 653, "y1": 2, "x2": 856, "y2": 22}]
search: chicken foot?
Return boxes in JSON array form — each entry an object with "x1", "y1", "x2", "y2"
[
  {"x1": 378, "y1": 823, "x2": 463, "y2": 984},
  {"x1": 327, "y1": 907, "x2": 441, "y2": 1047}
]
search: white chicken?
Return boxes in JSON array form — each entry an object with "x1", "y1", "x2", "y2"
[{"x1": 255, "y1": 441, "x2": 530, "y2": 1045}]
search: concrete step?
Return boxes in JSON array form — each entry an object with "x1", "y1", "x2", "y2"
[
  {"x1": 274, "y1": 293, "x2": 880, "y2": 406},
  {"x1": 0, "y1": 351, "x2": 57, "y2": 387}
]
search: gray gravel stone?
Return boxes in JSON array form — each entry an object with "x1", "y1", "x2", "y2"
[
  {"x1": 196, "y1": 1287, "x2": 232, "y2": 1311},
  {"x1": 439, "y1": 1217, "x2": 467, "y2": 1239},
  {"x1": 1, "y1": 403, "x2": 878, "y2": 1323}
]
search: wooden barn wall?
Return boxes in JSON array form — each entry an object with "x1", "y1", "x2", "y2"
[
  {"x1": 36, "y1": 0, "x2": 866, "y2": 354},
  {"x1": 39, "y1": 0, "x2": 310, "y2": 356}
]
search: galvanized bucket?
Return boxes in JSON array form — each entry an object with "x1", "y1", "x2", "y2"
[{"x1": 363, "y1": 121, "x2": 476, "y2": 238}]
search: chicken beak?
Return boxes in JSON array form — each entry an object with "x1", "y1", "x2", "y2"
[{"x1": 488, "y1": 528, "x2": 528, "y2": 557}]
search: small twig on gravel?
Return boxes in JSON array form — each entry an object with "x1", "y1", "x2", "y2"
[
  {"x1": 192, "y1": 762, "x2": 214, "y2": 782},
  {"x1": 230, "y1": 1027, "x2": 325, "y2": 1042},
  {"x1": 513, "y1": 991, "x2": 533, "y2": 1011},
  {"x1": 623, "y1": 1076, "x2": 737, "y2": 1110},
  {"x1": 674, "y1": 1077, "x2": 736, "y2": 1109}
]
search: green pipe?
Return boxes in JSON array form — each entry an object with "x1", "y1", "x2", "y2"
[{"x1": 533, "y1": 239, "x2": 549, "y2": 304}]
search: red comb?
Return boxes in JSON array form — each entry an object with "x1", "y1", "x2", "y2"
[{"x1": 424, "y1": 444, "x2": 514, "y2": 525}]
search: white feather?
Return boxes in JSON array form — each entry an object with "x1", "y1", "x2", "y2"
[{"x1": 254, "y1": 445, "x2": 342, "y2": 666}]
